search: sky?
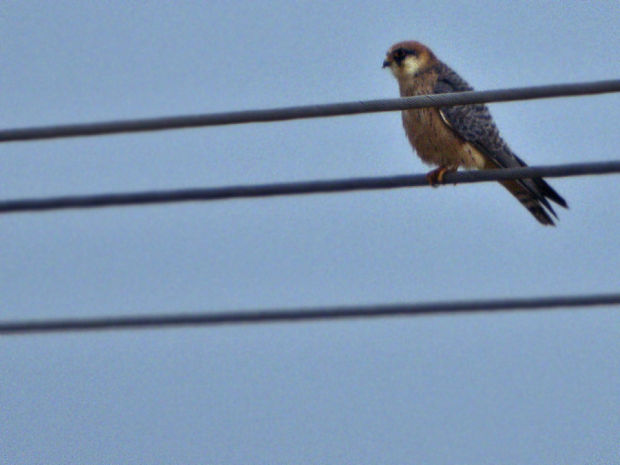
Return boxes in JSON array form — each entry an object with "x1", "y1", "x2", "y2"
[{"x1": 1, "y1": 1, "x2": 619, "y2": 463}]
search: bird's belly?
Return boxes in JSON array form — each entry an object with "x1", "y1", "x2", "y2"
[{"x1": 402, "y1": 108, "x2": 486, "y2": 169}]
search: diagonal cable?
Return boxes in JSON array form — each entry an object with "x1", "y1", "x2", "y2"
[
  {"x1": 1, "y1": 293, "x2": 619, "y2": 335},
  {"x1": 1, "y1": 80, "x2": 619, "y2": 142},
  {"x1": 1, "y1": 160, "x2": 619, "y2": 214}
]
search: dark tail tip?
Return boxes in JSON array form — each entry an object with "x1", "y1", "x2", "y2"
[
  {"x1": 530, "y1": 204, "x2": 556, "y2": 226},
  {"x1": 535, "y1": 178, "x2": 568, "y2": 209}
]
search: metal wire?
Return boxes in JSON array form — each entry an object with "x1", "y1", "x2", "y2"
[
  {"x1": 1, "y1": 293, "x2": 618, "y2": 335},
  {"x1": 1, "y1": 160, "x2": 619, "y2": 214},
  {"x1": 1, "y1": 80, "x2": 619, "y2": 142}
]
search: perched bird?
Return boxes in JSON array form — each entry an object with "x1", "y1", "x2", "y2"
[{"x1": 383, "y1": 40, "x2": 568, "y2": 225}]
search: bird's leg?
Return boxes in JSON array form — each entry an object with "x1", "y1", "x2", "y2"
[{"x1": 426, "y1": 166, "x2": 456, "y2": 186}]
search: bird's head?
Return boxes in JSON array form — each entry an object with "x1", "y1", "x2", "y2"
[{"x1": 383, "y1": 41, "x2": 435, "y2": 80}]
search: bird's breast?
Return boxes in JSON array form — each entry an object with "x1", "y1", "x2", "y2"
[{"x1": 401, "y1": 108, "x2": 486, "y2": 169}]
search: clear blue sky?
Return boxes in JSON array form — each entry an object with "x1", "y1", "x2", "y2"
[{"x1": 2, "y1": 1, "x2": 619, "y2": 463}]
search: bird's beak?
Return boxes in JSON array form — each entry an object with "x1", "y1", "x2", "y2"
[{"x1": 382, "y1": 59, "x2": 391, "y2": 68}]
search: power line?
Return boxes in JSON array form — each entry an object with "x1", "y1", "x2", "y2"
[
  {"x1": 1, "y1": 293, "x2": 619, "y2": 335},
  {"x1": 1, "y1": 80, "x2": 619, "y2": 143},
  {"x1": 1, "y1": 160, "x2": 619, "y2": 214}
]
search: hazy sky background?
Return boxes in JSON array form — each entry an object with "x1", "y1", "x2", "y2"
[{"x1": 2, "y1": 1, "x2": 619, "y2": 464}]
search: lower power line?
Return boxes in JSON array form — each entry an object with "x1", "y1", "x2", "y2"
[{"x1": 2, "y1": 293, "x2": 619, "y2": 335}]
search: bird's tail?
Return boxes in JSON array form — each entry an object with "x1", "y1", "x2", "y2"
[{"x1": 499, "y1": 178, "x2": 568, "y2": 226}]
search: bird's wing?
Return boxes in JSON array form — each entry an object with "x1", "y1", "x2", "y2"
[
  {"x1": 433, "y1": 63, "x2": 522, "y2": 169},
  {"x1": 432, "y1": 62, "x2": 567, "y2": 219}
]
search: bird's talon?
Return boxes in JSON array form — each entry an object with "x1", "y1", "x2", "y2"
[
  {"x1": 425, "y1": 171, "x2": 438, "y2": 187},
  {"x1": 426, "y1": 167, "x2": 453, "y2": 186}
]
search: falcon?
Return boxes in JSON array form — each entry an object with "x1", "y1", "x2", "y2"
[{"x1": 383, "y1": 40, "x2": 568, "y2": 225}]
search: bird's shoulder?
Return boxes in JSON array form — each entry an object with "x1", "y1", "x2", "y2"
[
  {"x1": 432, "y1": 61, "x2": 474, "y2": 93},
  {"x1": 431, "y1": 61, "x2": 519, "y2": 167}
]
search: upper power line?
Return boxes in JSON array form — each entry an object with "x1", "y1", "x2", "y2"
[
  {"x1": 2, "y1": 293, "x2": 619, "y2": 335},
  {"x1": 1, "y1": 80, "x2": 619, "y2": 143},
  {"x1": 2, "y1": 160, "x2": 619, "y2": 214}
]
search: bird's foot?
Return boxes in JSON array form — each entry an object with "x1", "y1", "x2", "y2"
[{"x1": 426, "y1": 166, "x2": 456, "y2": 186}]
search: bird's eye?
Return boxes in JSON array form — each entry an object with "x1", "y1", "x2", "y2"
[{"x1": 393, "y1": 49, "x2": 405, "y2": 61}]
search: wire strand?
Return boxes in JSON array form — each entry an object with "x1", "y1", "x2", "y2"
[
  {"x1": 1, "y1": 80, "x2": 619, "y2": 142},
  {"x1": 1, "y1": 160, "x2": 619, "y2": 214},
  {"x1": 1, "y1": 293, "x2": 618, "y2": 335}
]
